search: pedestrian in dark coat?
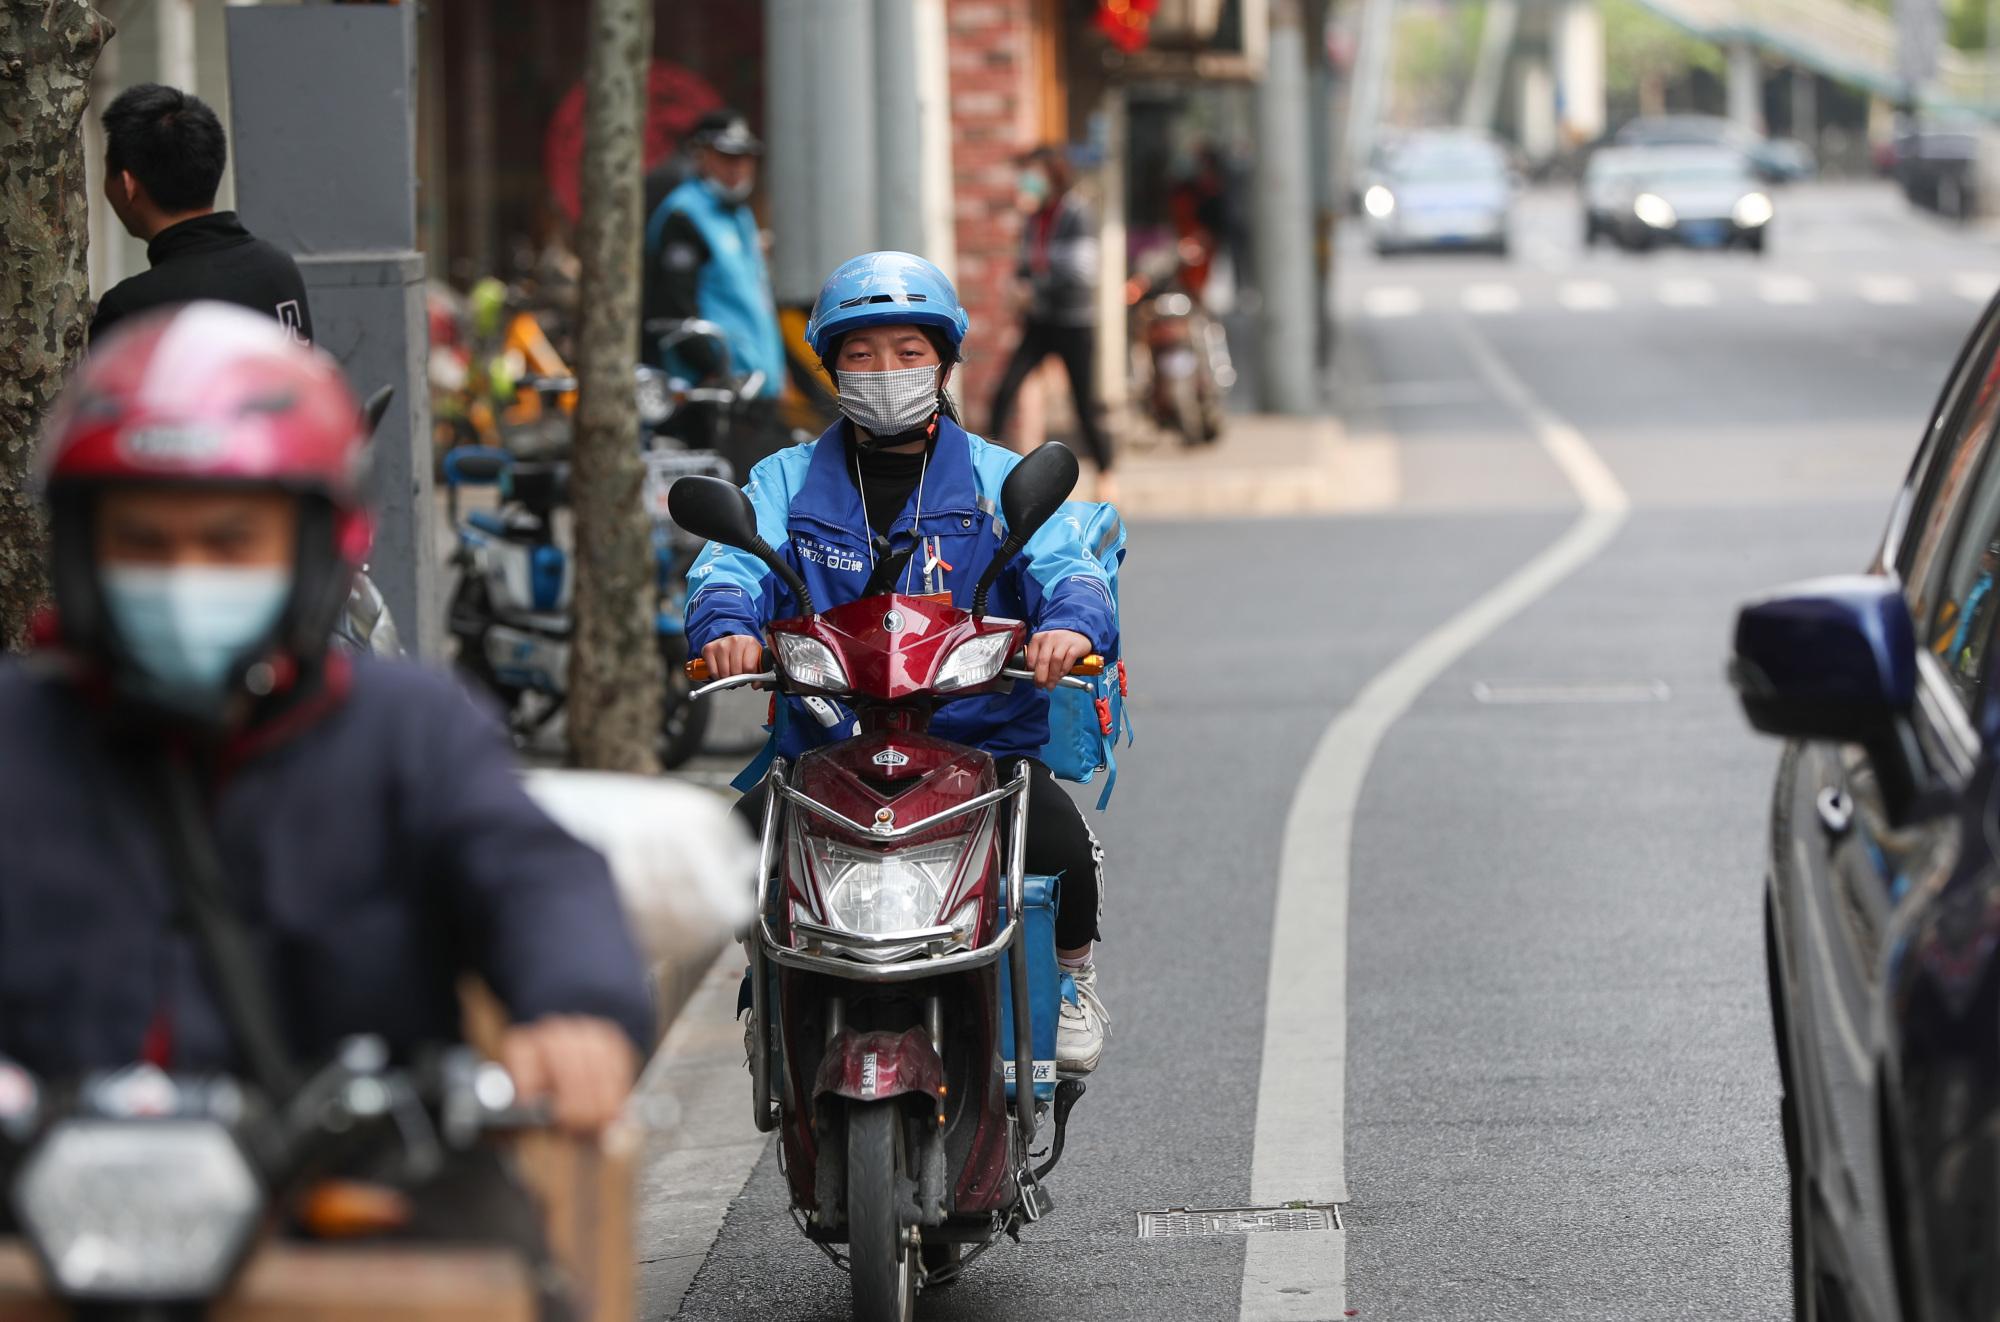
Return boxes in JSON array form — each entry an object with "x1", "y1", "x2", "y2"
[{"x1": 89, "y1": 84, "x2": 313, "y2": 346}]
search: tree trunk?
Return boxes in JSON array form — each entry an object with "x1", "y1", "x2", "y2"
[
  {"x1": 0, "y1": 1, "x2": 112, "y2": 652},
  {"x1": 566, "y1": 0, "x2": 661, "y2": 773}
]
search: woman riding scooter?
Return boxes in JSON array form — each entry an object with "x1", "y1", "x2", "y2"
[{"x1": 687, "y1": 251, "x2": 1115, "y2": 1073}]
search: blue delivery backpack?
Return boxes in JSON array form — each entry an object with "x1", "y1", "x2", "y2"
[{"x1": 1037, "y1": 501, "x2": 1132, "y2": 810}]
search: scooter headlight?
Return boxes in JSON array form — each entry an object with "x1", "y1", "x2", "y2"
[
  {"x1": 773, "y1": 634, "x2": 850, "y2": 693},
  {"x1": 934, "y1": 633, "x2": 1015, "y2": 692},
  {"x1": 1363, "y1": 185, "x2": 1397, "y2": 219},
  {"x1": 810, "y1": 837, "x2": 967, "y2": 937},
  {"x1": 15, "y1": 1119, "x2": 261, "y2": 1300}
]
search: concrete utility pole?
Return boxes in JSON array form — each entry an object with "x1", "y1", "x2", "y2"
[
  {"x1": 912, "y1": 0, "x2": 958, "y2": 275},
  {"x1": 1557, "y1": 0, "x2": 1606, "y2": 144},
  {"x1": 1462, "y1": 0, "x2": 1520, "y2": 132},
  {"x1": 1344, "y1": 0, "x2": 1397, "y2": 188},
  {"x1": 567, "y1": 0, "x2": 662, "y2": 774},
  {"x1": 1726, "y1": 41, "x2": 1762, "y2": 131},
  {"x1": 875, "y1": 0, "x2": 925, "y2": 256},
  {"x1": 811, "y1": 0, "x2": 878, "y2": 282},
  {"x1": 765, "y1": 0, "x2": 818, "y2": 306},
  {"x1": 1254, "y1": 0, "x2": 1320, "y2": 414},
  {"x1": 226, "y1": 4, "x2": 438, "y2": 655}
]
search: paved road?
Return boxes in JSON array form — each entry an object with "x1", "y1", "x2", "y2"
[{"x1": 656, "y1": 181, "x2": 1994, "y2": 1319}]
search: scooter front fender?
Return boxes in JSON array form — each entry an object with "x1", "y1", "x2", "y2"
[{"x1": 813, "y1": 1027, "x2": 945, "y2": 1106}]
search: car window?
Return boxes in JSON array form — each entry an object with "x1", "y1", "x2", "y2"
[{"x1": 1905, "y1": 344, "x2": 2000, "y2": 702}]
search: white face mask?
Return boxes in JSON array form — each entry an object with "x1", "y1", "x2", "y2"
[
  {"x1": 99, "y1": 565, "x2": 291, "y2": 699},
  {"x1": 709, "y1": 175, "x2": 754, "y2": 206},
  {"x1": 836, "y1": 364, "x2": 942, "y2": 441}
]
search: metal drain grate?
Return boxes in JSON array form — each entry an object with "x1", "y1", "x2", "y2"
[{"x1": 1136, "y1": 1203, "x2": 1343, "y2": 1238}]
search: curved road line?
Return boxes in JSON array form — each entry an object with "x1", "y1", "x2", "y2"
[{"x1": 1239, "y1": 317, "x2": 1630, "y2": 1320}]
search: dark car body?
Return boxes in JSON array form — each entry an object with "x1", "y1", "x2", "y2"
[{"x1": 1734, "y1": 292, "x2": 2000, "y2": 1321}]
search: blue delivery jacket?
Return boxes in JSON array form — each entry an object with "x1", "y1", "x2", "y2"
[
  {"x1": 685, "y1": 417, "x2": 1119, "y2": 764},
  {"x1": 0, "y1": 655, "x2": 655, "y2": 1076}
]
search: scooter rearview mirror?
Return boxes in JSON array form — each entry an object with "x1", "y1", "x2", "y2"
[
  {"x1": 999, "y1": 441, "x2": 1080, "y2": 543},
  {"x1": 974, "y1": 442, "x2": 1080, "y2": 617},
  {"x1": 668, "y1": 475, "x2": 818, "y2": 616},
  {"x1": 668, "y1": 475, "x2": 760, "y2": 551},
  {"x1": 361, "y1": 385, "x2": 395, "y2": 439}
]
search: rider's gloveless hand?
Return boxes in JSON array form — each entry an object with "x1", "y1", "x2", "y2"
[
  {"x1": 703, "y1": 634, "x2": 765, "y2": 680},
  {"x1": 500, "y1": 1015, "x2": 639, "y2": 1134},
  {"x1": 1025, "y1": 629, "x2": 1093, "y2": 689}
]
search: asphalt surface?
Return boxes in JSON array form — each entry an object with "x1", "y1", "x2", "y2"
[{"x1": 661, "y1": 180, "x2": 1995, "y2": 1319}]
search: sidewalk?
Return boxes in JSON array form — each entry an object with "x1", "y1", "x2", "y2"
[{"x1": 1111, "y1": 413, "x2": 1399, "y2": 521}]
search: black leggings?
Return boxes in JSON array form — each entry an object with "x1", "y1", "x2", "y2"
[
  {"x1": 736, "y1": 757, "x2": 1103, "y2": 949},
  {"x1": 987, "y1": 319, "x2": 1115, "y2": 474}
]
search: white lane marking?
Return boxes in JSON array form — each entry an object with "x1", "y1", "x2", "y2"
[
  {"x1": 1658, "y1": 277, "x2": 1717, "y2": 307},
  {"x1": 1362, "y1": 286, "x2": 1423, "y2": 318},
  {"x1": 1558, "y1": 279, "x2": 1617, "y2": 311},
  {"x1": 1461, "y1": 283, "x2": 1521, "y2": 315},
  {"x1": 1859, "y1": 275, "x2": 1917, "y2": 305},
  {"x1": 1239, "y1": 320, "x2": 1629, "y2": 1321},
  {"x1": 1953, "y1": 272, "x2": 1995, "y2": 303},
  {"x1": 1758, "y1": 274, "x2": 1817, "y2": 306}
]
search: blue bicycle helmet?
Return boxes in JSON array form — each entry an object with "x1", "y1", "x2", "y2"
[{"x1": 805, "y1": 251, "x2": 970, "y2": 362}]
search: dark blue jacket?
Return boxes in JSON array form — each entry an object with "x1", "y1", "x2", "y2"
[
  {"x1": 684, "y1": 417, "x2": 1119, "y2": 765},
  {"x1": 0, "y1": 656, "x2": 654, "y2": 1077}
]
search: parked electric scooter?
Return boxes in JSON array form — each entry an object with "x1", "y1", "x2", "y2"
[
  {"x1": 668, "y1": 442, "x2": 1093, "y2": 1322},
  {"x1": 443, "y1": 441, "x2": 713, "y2": 768}
]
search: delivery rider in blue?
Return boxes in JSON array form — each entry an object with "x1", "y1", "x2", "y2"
[{"x1": 686, "y1": 252, "x2": 1115, "y2": 1073}]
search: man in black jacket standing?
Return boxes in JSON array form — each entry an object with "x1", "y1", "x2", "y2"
[{"x1": 89, "y1": 83, "x2": 312, "y2": 347}]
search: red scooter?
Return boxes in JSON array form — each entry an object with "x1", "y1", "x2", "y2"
[{"x1": 669, "y1": 444, "x2": 1091, "y2": 1322}]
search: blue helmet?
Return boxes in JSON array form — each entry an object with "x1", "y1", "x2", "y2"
[{"x1": 805, "y1": 251, "x2": 970, "y2": 362}]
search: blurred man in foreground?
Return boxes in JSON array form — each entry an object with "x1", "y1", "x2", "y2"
[{"x1": 0, "y1": 303, "x2": 651, "y2": 1122}]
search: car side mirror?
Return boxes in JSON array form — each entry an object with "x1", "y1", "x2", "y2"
[
  {"x1": 973, "y1": 442, "x2": 1080, "y2": 617},
  {"x1": 1730, "y1": 575, "x2": 1923, "y2": 816},
  {"x1": 668, "y1": 475, "x2": 816, "y2": 616}
]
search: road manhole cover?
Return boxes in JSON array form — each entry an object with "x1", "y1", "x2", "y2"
[
  {"x1": 1136, "y1": 1203, "x2": 1343, "y2": 1238},
  {"x1": 1471, "y1": 679, "x2": 1671, "y2": 706}
]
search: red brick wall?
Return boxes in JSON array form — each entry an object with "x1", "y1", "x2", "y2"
[{"x1": 947, "y1": 1, "x2": 1038, "y2": 430}]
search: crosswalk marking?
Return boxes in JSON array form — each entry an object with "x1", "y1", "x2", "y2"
[
  {"x1": 1461, "y1": 283, "x2": 1521, "y2": 315},
  {"x1": 1657, "y1": 278, "x2": 1717, "y2": 307},
  {"x1": 1757, "y1": 274, "x2": 1816, "y2": 305},
  {"x1": 1953, "y1": 272, "x2": 1995, "y2": 302},
  {"x1": 1557, "y1": 280, "x2": 1617, "y2": 311},
  {"x1": 1858, "y1": 276, "x2": 1917, "y2": 305},
  {"x1": 1361, "y1": 286, "x2": 1423, "y2": 319}
]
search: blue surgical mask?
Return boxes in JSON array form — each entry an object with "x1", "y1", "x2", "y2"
[{"x1": 100, "y1": 565, "x2": 291, "y2": 698}]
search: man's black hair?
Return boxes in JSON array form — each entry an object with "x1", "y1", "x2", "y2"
[{"x1": 102, "y1": 83, "x2": 227, "y2": 213}]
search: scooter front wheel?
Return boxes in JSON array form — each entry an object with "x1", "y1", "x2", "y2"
[{"x1": 847, "y1": 1101, "x2": 917, "y2": 1322}]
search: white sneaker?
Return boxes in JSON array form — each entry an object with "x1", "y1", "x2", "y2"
[{"x1": 1057, "y1": 962, "x2": 1110, "y2": 1075}]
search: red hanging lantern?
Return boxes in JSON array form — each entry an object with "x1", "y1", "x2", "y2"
[{"x1": 1094, "y1": 0, "x2": 1159, "y2": 54}]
